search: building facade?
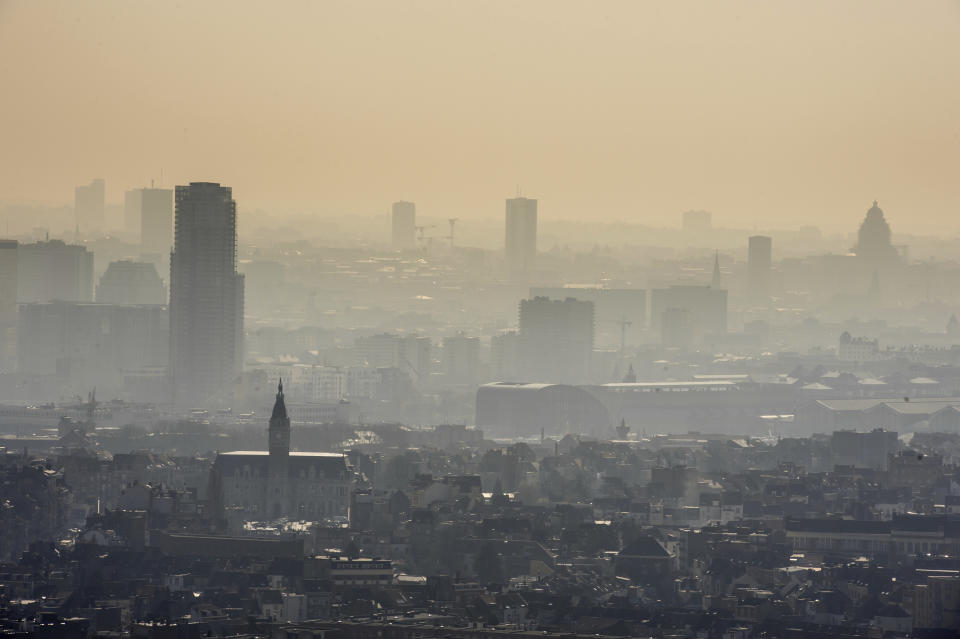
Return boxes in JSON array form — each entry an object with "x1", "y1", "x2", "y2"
[
  {"x1": 518, "y1": 296, "x2": 593, "y2": 384},
  {"x1": 391, "y1": 201, "x2": 416, "y2": 250},
  {"x1": 16, "y1": 240, "x2": 94, "y2": 304},
  {"x1": 169, "y1": 182, "x2": 244, "y2": 406},
  {"x1": 210, "y1": 382, "x2": 352, "y2": 520},
  {"x1": 505, "y1": 197, "x2": 537, "y2": 276}
]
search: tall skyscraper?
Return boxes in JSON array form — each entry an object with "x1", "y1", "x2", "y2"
[
  {"x1": 141, "y1": 188, "x2": 174, "y2": 256},
  {"x1": 169, "y1": 182, "x2": 244, "y2": 406},
  {"x1": 391, "y1": 201, "x2": 416, "y2": 250},
  {"x1": 75, "y1": 178, "x2": 105, "y2": 233},
  {"x1": 518, "y1": 296, "x2": 593, "y2": 384},
  {"x1": 0, "y1": 240, "x2": 17, "y2": 372},
  {"x1": 505, "y1": 196, "x2": 537, "y2": 275},
  {"x1": 747, "y1": 235, "x2": 772, "y2": 300}
]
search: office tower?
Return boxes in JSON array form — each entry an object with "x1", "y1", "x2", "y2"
[
  {"x1": 518, "y1": 296, "x2": 593, "y2": 384},
  {"x1": 16, "y1": 239, "x2": 94, "y2": 303},
  {"x1": 505, "y1": 196, "x2": 537, "y2": 275},
  {"x1": 96, "y1": 260, "x2": 167, "y2": 305},
  {"x1": 682, "y1": 210, "x2": 712, "y2": 233},
  {"x1": 75, "y1": 178, "x2": 105, "y2": 233},
  {"x1": 855, "y1": 200, "x2": 899, "y2": 267},
  {"x1": 747, "y1": 235, "x2": 772, "y2": 300},
  {"x1": 169, "y1": 182, "x2": 244, "y2": 406},
  {"x1": 0, "y1": 240, "x2": 16, "y2": 372},
  {"x1": 530, "y1": 286, "x2": 646, "y2": 349},
  {"x1": 391, "y1": 201, "x2": 416, "y2": 250},
  {"x1": 140, "y1": 188, "x2": 174, "y2": 255},
  {"x1": 124, "y1": 189, "x2": 142, "y2": 238},
  {"x1": 650, "y1": 285, "x2": 727, "y2": 342}
]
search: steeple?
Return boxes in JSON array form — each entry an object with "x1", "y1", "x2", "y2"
[
  {"x1": 711, "y1": 251, "x2": 722, "y2": 289},
  {"x1": 271, "y1": 378, "x2": 288, "y2": 422},
  {"x1": 268, "y1": 378, "x2": 290, "y2": 458}
]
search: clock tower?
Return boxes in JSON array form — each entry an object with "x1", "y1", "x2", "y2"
[{"x1": 267, "y1": 379, "x2": 290, "y2": 517}]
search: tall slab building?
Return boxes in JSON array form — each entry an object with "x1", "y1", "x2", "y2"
[
  {"x1": 505, "y1": 196, "x2": 537, "y2": 276},
  {"x1": 169, "y1": 182, "x2": 244, "y2": 406},
  {"x1": 75, "y1": 178, "x2": 105, "y2": 233},
  {"x1": 391, "y1": 201, "x2": 416, "y2": 249}
]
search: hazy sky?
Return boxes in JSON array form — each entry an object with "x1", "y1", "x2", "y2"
[{"x1": 1, "y1": 1, "x2": 958, "y2": 232}]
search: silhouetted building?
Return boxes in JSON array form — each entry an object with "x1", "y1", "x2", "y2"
[
  {"x1": 476, "y1": 382, "x2": 611, "y2": 438},
  {"x1": 747, "y1": 235, "x2": 772, "y2": 300},
  {"x1": 505, "y1": 196, "x2": 537, "y2": 275},
  {"x1": 518, "y1": 296, "x2": 593, "y2": 384},
  {"x1": 838, "y1": 331, "x2": 880, "y2": 362},
  {"x1": 169, "y1": 182, "x2": 244, "y2": 406},
  {"x1": 16, "y1": 239, "x2": 94, "y2": 303},
  {"x1": 75, "y1": 178, "x2": 105, "y2": 233},
  {"x1": 140, "y1": 188, "x2": 174, "y2": 255},
  {"x1": 391, "y1": 201, "x2": 416, "y2": 250},
  {"x1": 650, "y1": 285, "x2": 727, "y2": 340},
  {"x1": 0, "y1": 240, "x2": 16, "y2": 371},
  {"x1": 96, "y1": 260, "x2": 167, "y2": 305},
  {"x1": 17, "y1": 301, "x2": 168, "y2": 391},
  {"x1": 210, "y1": 382, "x2": 352, "y2": 520},
  {"x1": 855, "y1": 200, "x2": 899, "y2": 267},
  {"x1": 530, "y1": 286, "x2": 646, "y2": 347}
]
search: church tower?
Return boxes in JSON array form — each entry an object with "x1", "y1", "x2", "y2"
[{"x1": 267, "y1": 379, "x2": 290, "y2": 518}]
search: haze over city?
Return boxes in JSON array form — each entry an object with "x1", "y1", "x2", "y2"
[
  {"x1": 4, "y1": 2, "x2": 960, "y2": 637},
  {"x1": 2, "y1": 0, "x2": 959, "y2": 234}
]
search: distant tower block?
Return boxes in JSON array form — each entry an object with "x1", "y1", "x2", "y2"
[
  {"x1": 505, "y1": 196, "x2": 537, "y2": 276},
  {"x1": 392, "y1": 201, "x2": 416, "y2": 250},
  {"x1": 747, "y1": 235, "x2": 772, "y2": 300}
]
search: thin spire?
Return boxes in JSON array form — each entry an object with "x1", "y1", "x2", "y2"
[{"x1": 711, "y1": 251, "x2": 722, "y2": 289}]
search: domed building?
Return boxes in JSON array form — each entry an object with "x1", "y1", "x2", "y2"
[{"x1": 855, "y1": 200, "x2": 900, "y2": 266}]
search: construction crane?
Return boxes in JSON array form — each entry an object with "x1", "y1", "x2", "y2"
[
  {"x1": 446, "y1": 218, "x2": 459, "y2": 248},
  {"x1": 415, "y1": 224, "x2": 436, "y2": 252}
]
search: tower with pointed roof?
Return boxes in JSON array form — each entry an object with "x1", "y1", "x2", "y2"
[
  {"x1": 267, "y1": 379, "x2": 291, "y2": 518},
  {"x1": 710, "y1": 251, "x2": 722, "y2": 289}
]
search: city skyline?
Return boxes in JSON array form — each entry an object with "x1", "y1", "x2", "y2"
[{"x1": 1, "y1": 1, "x2": 958, "y2": 233}]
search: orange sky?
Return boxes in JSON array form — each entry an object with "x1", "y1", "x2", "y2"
[{"x1": 1, "y1": 0, "x2": 958, "y2": 232}]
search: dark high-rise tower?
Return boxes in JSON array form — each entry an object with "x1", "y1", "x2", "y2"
[
  {"x1": 505, "y1": 196, "x2": 537, "y2": 276},
  {"x1": 169, "y1": 182, "x2": 244, "y2": 406}
]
